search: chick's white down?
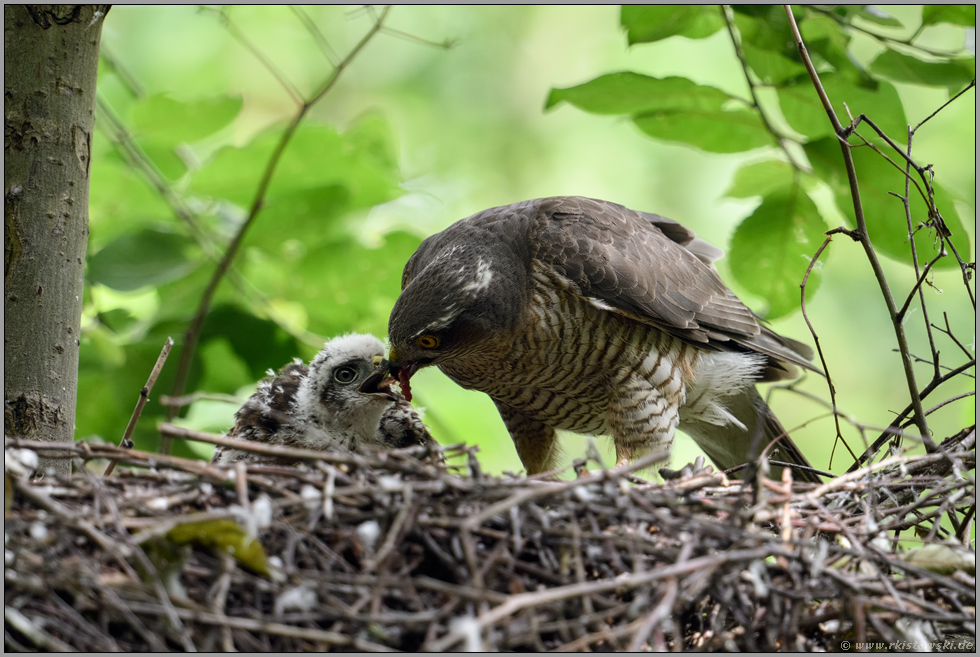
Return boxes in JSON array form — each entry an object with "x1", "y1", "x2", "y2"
[{"x1": 212, "y1": 334, "x2": 429, "y2": 465}]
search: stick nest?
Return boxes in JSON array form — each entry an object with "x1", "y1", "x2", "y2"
[{"x1": 4, "y1": 428, "x2": 976, "y2": 652}]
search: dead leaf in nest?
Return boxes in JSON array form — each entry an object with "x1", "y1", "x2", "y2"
[
  {"x1": 901, "y1": 544, "x2": 976, "y2": 577},
  {"x1": 166, "y1": 518, "x2": 271, "y2": 576}
]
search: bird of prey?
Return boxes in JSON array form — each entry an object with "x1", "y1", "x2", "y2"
[
  {"x1": 384, "y1": 196, "x2": 821, "y2": 481},
  {"x1": 212, "y1": 333, "x2": 431, "y2": 466}
]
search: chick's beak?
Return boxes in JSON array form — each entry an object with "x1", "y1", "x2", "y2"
[{"x1": 358, "y1": 370, "x2": 396, "y2": 401}]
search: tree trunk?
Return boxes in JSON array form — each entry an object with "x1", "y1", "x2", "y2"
[{"x1": 4, "y1": 5, "x2": 109, "y2": 475}]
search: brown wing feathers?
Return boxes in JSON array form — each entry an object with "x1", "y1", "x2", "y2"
[{"x1": 533, "y1": 197, "x2": 819, "y2": 377}]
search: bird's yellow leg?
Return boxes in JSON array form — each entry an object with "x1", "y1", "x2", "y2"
[{"x1": 494, "y1": 402, "x2": 559, "y2": 475}]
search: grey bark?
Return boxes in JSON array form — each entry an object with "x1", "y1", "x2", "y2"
[{"x1": 4, "y1": 5, "x2": 109, "y2": 475}]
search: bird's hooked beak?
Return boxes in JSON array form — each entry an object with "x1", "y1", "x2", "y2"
[
  {"x1": 384, "y1": 347, "x2": 425, "y2": 402},
  {"x1": 357, "y1": 355, "x2": 399, "y2": 402}
]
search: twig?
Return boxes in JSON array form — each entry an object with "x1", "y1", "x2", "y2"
[
  {"x1": 104, "y1": 338, "x2": 173, "y2": 477},
  {"x1": 8, "y1": 436, "x2": 232, "y2": 480},
  {"x1": 896, "y1": 252, "x2": 944, "y2": 323},
  {"x1": 936, "y1": 313, "x2": 975, "y2": 361},
  {"x1": 288, "y1": 5, "x2": 339, "y2": 66},
  {"x1": 204, "y1": 6, "x2": 304, "y2": 105},
  {"x1": 914, "y1": 79, "x2": 976, "y2": 131},
  {"x1": 799, "y1": 235, "x2": 848, "y2": 458},
  {"x1": 99, "y1": 47, "x2": 146, "y2": 98},
  {"x1": 4, "y1": 607, "x2": 75, "y2": 653},
  {"x1": 122, "y1": 602, "x2": 396, "y2": 651},
  {"x1": 156, "y1": 422, "x2": 449, "y2": 478},
  {"x1": 158, "y1": 391, "x2": 243, "y2": 408},
  {"x1": 380, "y1": 25, "x2": 457, "y2": 50}
]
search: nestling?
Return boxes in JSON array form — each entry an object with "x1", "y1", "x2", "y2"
[
  {"x1": 212, "y1": 333, "x2": 431, "y2": 466},
  {"x1": 384, "y1": 196, "x2": 821, "y2": 481}
]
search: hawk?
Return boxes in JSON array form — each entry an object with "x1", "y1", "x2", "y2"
[
  {"x1": 384, "y1": 196, "x2": 821, "y2": 481},
  {"x1": 212, "y1": 333, "x2": 431, "y2": 466}
]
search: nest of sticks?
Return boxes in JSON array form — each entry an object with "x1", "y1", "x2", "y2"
[{"x1": 4, "y1": 424, "x2": 976, "y2": 652}]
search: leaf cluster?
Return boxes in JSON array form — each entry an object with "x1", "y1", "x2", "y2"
[
  {"x1": 83, "y1": 10, "x2": 415, "y2": 456},
  {"x1": 547, "y1": 4, "x2": 974, "y2": 317}
]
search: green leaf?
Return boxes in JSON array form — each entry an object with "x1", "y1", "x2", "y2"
[
  {"x1": 733, "y1": 7, "x2": 798, "y2": 53},
  {"x1": 731, "y1": 10, "x2": 809, "y2": 85},
  {"x1": 921, "y1": 5, "x2": 975, "y2": 27},
  {"x1": 821, "y1": 75, "x2": 908, "y2": 137},
  {"x1": 677, "y1": 9, "x2": 725, "y2": 39},
  {"x1": 87, "y1": 229, "x2": 198, "y2": 292},
  {"x1": 546, "y1": 73, "x2": 731, "y2": 114},
  {"x1": 245, "y1": 184, "x2": 351, "y2": 251},
  {"x1": 198, "y1": 338, "x2": 254, "y2": 396},
  {"x1": 633, "y1": 109, "x2": 773, "y2": 153},
  {"x1": 167, "y1": 519, "x2": 270, "y2": 576},
  {"x1": 724, "y1": 160, "x2": 797, "y2": 199},
  {"x1": 805, "y1": 137, "x2": 972, "y2": 269},
  {"x1": 777, "y1": 74, "x2": 907, "y2": 141},
  {"x1": 138, "y1": 141, "x2": 189, "y2": 180},
  {"x1": 132, "y1": 94, "x2": 243, "y2": 145},
  {"x1": 76, "y1": 369, "x2": 127, "y2": 442},
  {"x1": 856, "y1": 6, "x2": 904, "y2": 28},
  {"x1": 291, "y1": 231, "x2": 423, "y2": 338},
  {"x1": 98, "y1": 308, "x2": 138, "y2": 336},
  {"x1": 869, "y1": 49, "x2": 975, "y2": 91},
  {"x1": 798, "y1": 13, "x2": 873, "y2": 87},
  {"x1": 621, "y1": 5, "x2": 723, "y2": 44},
  {"x1": 201, "y1": 305, "x2": 301, "y2": 381},
  {"x1": 88, "y1": 159, "x2": 174, "y2": 250},
  {"x1": 190, "y1": 120, "x2": 400, "y2": 212},
  {"x1": 83, "y1": 325, "x2": 126, "y2": 369},
  {"x1": 728, "y1": 187, "x2": 828, "y2": 318},
  {"x1": 742, "y1": 42, "x2": 808, "y2": 85},
  {"x1": 775, "y1": 83, "x2": 833, "y2": 140}
]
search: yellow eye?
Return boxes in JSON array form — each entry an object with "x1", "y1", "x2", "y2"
[{"x1": 416, "y1": 335, "x2": 440, "y2": 349}]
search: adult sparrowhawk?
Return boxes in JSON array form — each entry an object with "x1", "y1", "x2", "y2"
[
  {"x1": 385, "y1": 196, "x2": 820, "y2": 481},
  {"x1": 213, "y1": 333, "x2": 431, "y2": 465}
]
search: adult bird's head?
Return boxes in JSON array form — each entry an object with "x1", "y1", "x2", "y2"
[{"x1": 386, "y1": 216, "x2": 532, "y2": 401}]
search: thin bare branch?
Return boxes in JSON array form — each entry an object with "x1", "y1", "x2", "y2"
[
  {"x1": 204, "y1": 6, "x2": 304, "y2": 106},
  {"x1": 914, "y1": 79, "x2": 976, "y2": 132},
  {"x1": 289, "y1": 5, "x2": 340, "y2": 66},
  {"x1": 104, "y1": 337, "x2": 174, "y2": 477},
  {"x1": 784, "y1": 5, "x2": 933, "y2": 447}
]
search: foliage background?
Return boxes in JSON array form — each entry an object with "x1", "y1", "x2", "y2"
[{"x1": 82, "y1": 5, "x2": 975, "y2": 475}]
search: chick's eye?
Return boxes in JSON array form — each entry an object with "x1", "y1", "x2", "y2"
[
  {"x1": 416, "y1": 335, "x2": 440, "y2": 349},
  {"x1": 333, "y1": 366, "x2": 358, "y2": 384}
]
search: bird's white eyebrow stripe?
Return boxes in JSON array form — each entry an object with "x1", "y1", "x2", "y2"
[{"x1": 461, "y1": 258, "x2": 493, "y2": 293}]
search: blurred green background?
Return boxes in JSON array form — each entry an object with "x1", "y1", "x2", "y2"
[{"x1": 83, "y1": 5, "x2": 975, "y2": 476}]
